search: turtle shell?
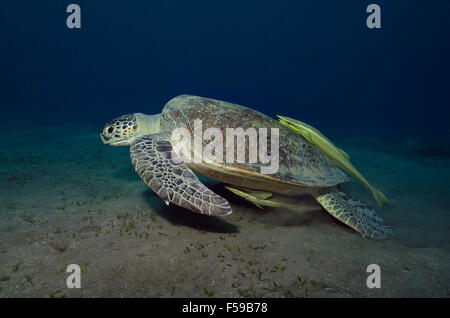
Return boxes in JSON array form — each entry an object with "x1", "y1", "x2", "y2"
[{"x1": 161, "y1": 95, "x2": 349, "y2": 192}]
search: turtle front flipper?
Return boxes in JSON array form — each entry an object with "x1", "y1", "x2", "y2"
[
  {"x1": 312, "y1": 188, "x2": 393, "y2": 240},
  {"x1": 130, "y1": 136, "x2": 232, "y2": 216}
]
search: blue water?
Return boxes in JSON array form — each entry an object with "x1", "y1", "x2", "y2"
[{"x1": 2, "y1": 1, "x2": 449, "y2": 134}]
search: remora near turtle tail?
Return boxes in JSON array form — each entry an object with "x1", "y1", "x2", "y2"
[
  {"x1": 312, "y1": 188, "x2": 394, "y2": 240},
  {"x1": 369, "y1": 186, "x2": 390, "y2": 209},
  {"x1": 130, "y1": 135, "x2": 232, "y2": 216},
  {"x1": 277, "y1": 115, "x2": 389, "y2": 208}
]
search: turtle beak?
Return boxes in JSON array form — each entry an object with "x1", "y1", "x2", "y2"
[
  {"x1": 109, "y1": 140, "x2": 132, "y2": 146},
  {"x1": 100, "y1": 133, "x2": 111, "y2": 144},
  {"x1": 100, "y1": 133, "x2": 132, "y2": 146}
]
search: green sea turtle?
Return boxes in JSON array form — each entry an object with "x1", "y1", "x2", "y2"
[{"x1": 100, "y1": 95, "x2": 392, "y2": 239}]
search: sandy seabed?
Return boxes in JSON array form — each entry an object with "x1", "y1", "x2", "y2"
[{"x1": 0, "y1": 123, "x2": 449, "y2": 297}]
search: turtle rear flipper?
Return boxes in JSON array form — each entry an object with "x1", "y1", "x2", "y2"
[
  {"x1": 130, "y1": 135, "x2": 232, "y2": 216},
  {"x1": 313, "y1": 188, "x2": 393, "y2": 240}
]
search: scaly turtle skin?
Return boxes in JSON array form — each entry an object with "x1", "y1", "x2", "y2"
[{"x1": 100, "y1": 95, "x2": 393, "y2": 239}]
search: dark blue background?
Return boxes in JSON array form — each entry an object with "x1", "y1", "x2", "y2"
[{"x1": 1, "y1": 1, "x2": 449, "y2": 134}]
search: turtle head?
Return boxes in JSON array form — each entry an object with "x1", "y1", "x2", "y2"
[{"x1": 100, "y1": 113, "x2": 161, "y2": 146}]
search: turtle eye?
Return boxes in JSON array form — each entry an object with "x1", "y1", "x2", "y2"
[{"x1": 107, "y1": 126, "x2": 114, "y2": 133}]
